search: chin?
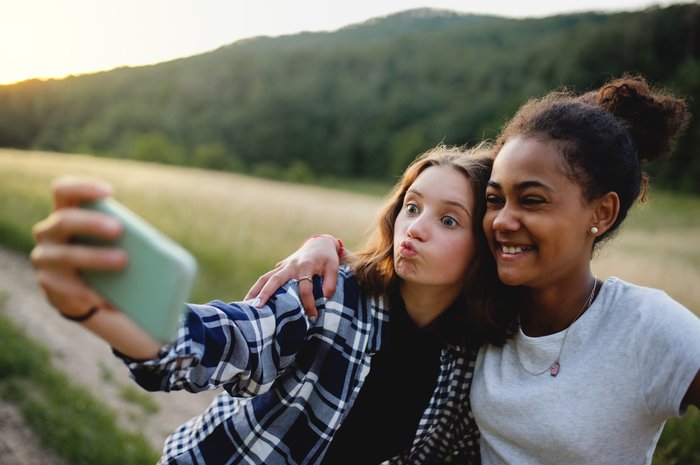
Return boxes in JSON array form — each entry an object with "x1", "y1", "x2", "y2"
[{"x1": 496, "y1": 270, "x2": 525, "y2": 287}]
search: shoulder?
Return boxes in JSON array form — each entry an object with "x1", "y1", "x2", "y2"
[
  {"x1": 337, "y1": 264, "x2": 356, "y2": 282},
  {"x1": 600, "y1": 277, "x2": 700, "y2": 333},
  {"x1": 269, "y1": 264, "x2": 365, "y2": 310},
  {"x1": 602, "y1": 277, "x2": 686, "y2": 312},
  {"x1": 325, "y1": 265, "x2": 368, "y2": 310}
]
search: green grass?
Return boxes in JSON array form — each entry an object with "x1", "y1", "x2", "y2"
[
  {"x1": 119, "y1": 384, "x2": 161, "y2": 415},
  {"x1": 625, "y1": 190, "x2": 700, "y2": 231},
  {"x1": 654, "y1": 406, "x2": 700, "y2": 465},
  {"x1": 0, "y1": 171, "x2": 52, "y2": 253},
  {"x1": 592, "y1": 190, "x2": 700, "y2": 315},
  {"x1": 0, "y1": 295, "x2": 159, "y2": 465}
]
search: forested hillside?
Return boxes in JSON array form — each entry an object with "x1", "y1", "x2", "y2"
[{"x1": 1, "y1": 4, "x2": 698, "y2": 191}]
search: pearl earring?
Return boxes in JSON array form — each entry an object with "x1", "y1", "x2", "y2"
[{"x1": 590, "y1": 226, "x2": 599, "y2": 235}]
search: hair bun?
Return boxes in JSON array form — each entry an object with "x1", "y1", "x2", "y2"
[{"x1": 589, "y1": 76, "x2": 689, "y2": 162}]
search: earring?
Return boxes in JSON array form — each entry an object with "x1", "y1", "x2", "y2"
[{"x1": 590, "y1": 226, "x2": 599, "y2": 235}]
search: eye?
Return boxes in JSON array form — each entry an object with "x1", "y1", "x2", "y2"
[
  {"x1": 521, "y1": 196, "x2": 546, "y2": 206},
  {"x1": 441, "y1": 216, "x2": 458, "y2": 228},
  {"x1": 405, "y1": 202, "x2": 420, "y2": 215},
  {"x1": 485, "y1": 194, "x2": 504, "y2": 208}
]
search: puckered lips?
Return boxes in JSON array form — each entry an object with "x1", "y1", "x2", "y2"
[{"x1": 398, "y1": 240, "x2": 417, "y2": 258}]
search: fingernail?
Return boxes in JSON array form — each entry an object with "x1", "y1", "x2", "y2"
[
  {"x1": 107, "y1": 250, "x2": 127, "y2": 265},
  {"x1": 309, "y1": 316, "x2": 317, "y2": 325},
  {"x1": 101, "y1": 219, "x2": 121, "y2": 234},
  {"x1": 252, "y1": 297, "x2": 261, "y2": 307}
]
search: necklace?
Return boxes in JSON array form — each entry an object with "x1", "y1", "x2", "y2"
[{"x1": 515, "y1": 277, "x2": 599, "y2": 378}]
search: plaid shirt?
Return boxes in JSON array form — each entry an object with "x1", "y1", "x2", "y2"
[{"x1": 120, "y1": 266, "x2": 480, "y2": 465}]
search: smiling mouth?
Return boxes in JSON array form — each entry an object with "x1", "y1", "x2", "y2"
[{"x1": 499, "y1": 244, "x2": 534, "y2": 255}]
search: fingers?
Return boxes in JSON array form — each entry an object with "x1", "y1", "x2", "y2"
[
  {"x1": 298, "y1": 278, "x2": 319, "y2": 322},
  {"x1": 248, "y1": 262, "x2": 320, "y2": 321},
  {"x1": 245, "y1": 268, "x2": 279, "y2": 301},
  {"x1": 33, "y1": 208, "x2": 123, "y2": 245},
  {"x1": 31, "y1": 243, "x2": 127, "y2": 272},
  {"x1": 252, "y1": 270, "x2": 293, "y2": 308},
  {"x1": 36, "y1": 176, "x2": 120, "y2": 246},
  {"x1": 248, "y1": 235, "x2": 342, "y2": 319},
  {"x1": 321, "y1": 262, "x2": 339, "y2": 298},
  {"x1": 30, "y1": 241, "x2": 127, "y2": 318},
  {"x1": 52, "y1": 176, "x2": 113, "y2": 210},
  {"x1": 33, "y1": 266, "x2": 107, "y2": 317},
  {"x1": 30, "y1": 176, "x2": 126, "y2": 320}
]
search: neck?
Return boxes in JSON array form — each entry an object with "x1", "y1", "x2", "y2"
[
  {"x1": 399, "y1": 282, "x2": 460, "y2": 328},
  {"x1": 520, "y1": 271, "x2": 597, "y2": 337}
]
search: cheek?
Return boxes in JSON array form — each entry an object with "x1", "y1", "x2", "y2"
[
  {"x1": 482, "y1": 210, "x2": 493, "y2": 230},
  {"x1": 482, "y1": 213, "x2": 496, "y2": 241},
  {"x1": 393, "y1": 218, "x2": 405, "y2": 242},
  {"x1": 446, "y1": 234, "x2": 476, "y2": 273}
]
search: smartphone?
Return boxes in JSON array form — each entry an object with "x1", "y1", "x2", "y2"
[{"x1": 77, "y1": 198, "x2": 197, "y2": 343}]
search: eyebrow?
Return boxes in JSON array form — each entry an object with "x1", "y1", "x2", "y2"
[
  {"x1": 487, "y1": 180, "x2": 555, "y2": 193},
  {"x1": 407, "y1": 187, "x2": 472, "y2": 217}
]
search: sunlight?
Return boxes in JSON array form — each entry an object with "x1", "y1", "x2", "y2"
[{"x1": 0, "y1": 0, "x2": 681, "y2": 86}]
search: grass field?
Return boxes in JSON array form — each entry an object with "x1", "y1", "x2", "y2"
[
  {"x1": 0, "y1": 149, "x2": 382, "y2": 303},
  {"x1": 1, "y1": 148, "x2": 699, "y2": 464},
  {"x1": 0, "y1": 295, "x2": 159, "y2": 464},
  {"x1": 2, "y1": 148, "x2": 698, "y2": 312},
  {"x1": 592, "y1": 192, "x2": 700, "y2": 315}
]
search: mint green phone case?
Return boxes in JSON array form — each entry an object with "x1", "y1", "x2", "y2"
[{"x1": 78, "y1": 199, "x2": 197, "y2": 343}]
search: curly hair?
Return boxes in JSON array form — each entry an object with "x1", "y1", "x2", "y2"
[{"x1": 494, "y1": 75, "x2": 689, "y2": 244}]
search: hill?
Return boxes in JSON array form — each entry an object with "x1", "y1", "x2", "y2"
[{"x1": 0, "y1": 4, "x2": 698, "y2": 192}]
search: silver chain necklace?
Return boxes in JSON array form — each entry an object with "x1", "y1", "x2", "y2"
[{"x1": 514, "y1": 278, "x2": 599, "y2": 378}]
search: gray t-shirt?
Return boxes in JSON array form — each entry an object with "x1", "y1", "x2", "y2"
[{"x1": 471, "y1": 277, "x2": 700, "y2": 465}]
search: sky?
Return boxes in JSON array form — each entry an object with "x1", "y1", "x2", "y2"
[{"x1": 0, "y1": 0, "x2": 684, "y2": 86}]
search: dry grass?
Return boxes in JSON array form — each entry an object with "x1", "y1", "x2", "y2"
[
  {"x1": 0, "y1": 149, "x2": 381, "y2": 301},
  {"x1": 1, "y1": 148, "x2": 698, "y2": 313},
  {"x1": 593, "y1": 222, "x2": 700, "y2": 315}
]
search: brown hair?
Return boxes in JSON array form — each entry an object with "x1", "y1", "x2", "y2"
[
  {"x1": 495, "y1": 75, "x2": 689, "y2": 246},
  {"x1": 352, "y1": 144, "x2": 517, "y2": 347}
]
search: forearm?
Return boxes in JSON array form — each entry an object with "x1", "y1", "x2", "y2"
[
  {"x1": 120, "y1": 296, "x2": 310, "y2": 395},
  {"x1": 81, "y1": 308, "x2": 162, "y2": 360}
]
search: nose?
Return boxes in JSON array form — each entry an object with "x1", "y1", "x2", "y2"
[
  {"x1": 406, "y1": 214, "x2": 428, "y2": 241},
  {"x1": 490, "y1": 203, "x2": 520, "y2": 232}
]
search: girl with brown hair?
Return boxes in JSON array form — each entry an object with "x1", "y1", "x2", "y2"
[{"x1": 30, "y1": 146, "x2": 514, "y2": 464}]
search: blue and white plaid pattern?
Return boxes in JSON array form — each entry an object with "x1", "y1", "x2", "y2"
[{"x1": 120, "y1": 266, "x2": 480, "y2": 465}]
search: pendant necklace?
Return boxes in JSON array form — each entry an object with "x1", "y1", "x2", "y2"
[{"x1": 515, "y1": 277, "x2": 599, "y2": 378}]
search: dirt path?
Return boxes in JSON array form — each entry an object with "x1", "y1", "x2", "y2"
[{"x1": 0, "y1": 245, "x2": 218, "y2": 462}]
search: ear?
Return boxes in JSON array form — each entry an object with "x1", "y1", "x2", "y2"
[{"x1": 591, "y1": 192, "x2": 620, "y2": 235}]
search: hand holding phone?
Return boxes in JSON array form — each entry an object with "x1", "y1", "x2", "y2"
[{"x1": 76, "y1": 199, "x2": 198, "y2": 343}]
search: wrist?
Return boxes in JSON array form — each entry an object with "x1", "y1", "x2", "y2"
[
  {"x1": 59, "y1": 306, "x2": 100, "y2": 323},
  {"x1": 305, "y1": 234, "x2": 344, "y2": 261}
]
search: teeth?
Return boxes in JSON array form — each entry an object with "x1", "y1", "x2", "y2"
[{"x1": 502, "y1": 245, "x2": 525, "y2": 254}]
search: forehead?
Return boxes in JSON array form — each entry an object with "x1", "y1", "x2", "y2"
[
  {"x1": 410, "y1": 165, "x2": 474, "y2": 203},
  {"x1": 491, "y1": 137, "x2": 572, "y2": 185}
]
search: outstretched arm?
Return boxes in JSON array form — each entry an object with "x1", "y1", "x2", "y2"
[{"x1": 245, "y1": 234, "x2": 346, "y2": 321}]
